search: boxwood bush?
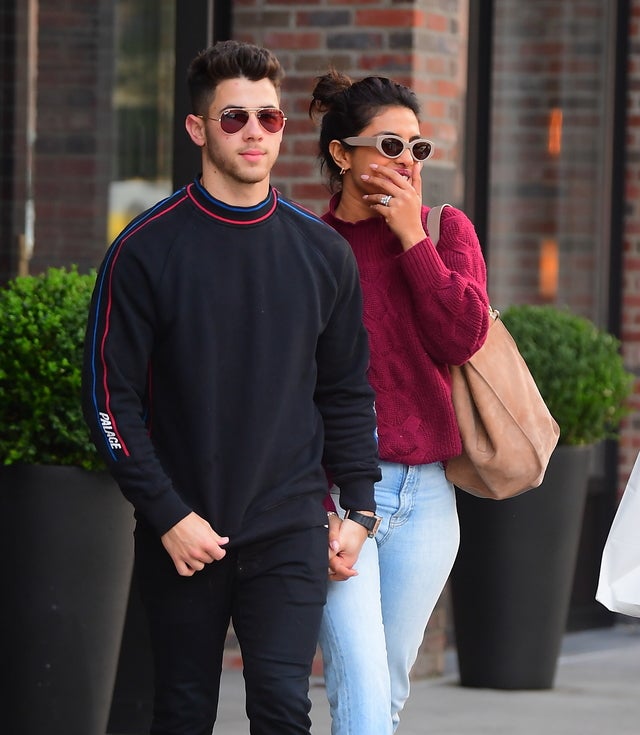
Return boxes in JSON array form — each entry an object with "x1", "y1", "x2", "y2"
[
  {"x1": 501, "y1": 304, "x2": 635, "y2": 446},
  {"x1": 0, "y1": 266, "x2": 104, "y2": 469}
]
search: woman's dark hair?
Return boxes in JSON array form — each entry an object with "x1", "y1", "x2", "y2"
[
  {"x1": 309, "y1": 68, "x2": 421, "y2": 192},
  {"x1": 188, "y1": 40, "x2": 285, "y2": 116}
]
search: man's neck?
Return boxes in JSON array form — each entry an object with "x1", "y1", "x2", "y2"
[{"x1": 200, "y1": 171, "x2": 270, "y2": 207}]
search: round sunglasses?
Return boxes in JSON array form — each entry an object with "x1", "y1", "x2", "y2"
[
  {"x1": 342, "y1": 134, "x2": 434, "y2": 162},
  {"x1": 198, "y1": 107, "x2": 287, "y2": 135}
]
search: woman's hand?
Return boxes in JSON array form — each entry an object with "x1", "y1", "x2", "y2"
[
  {"x1": 361, "y1": 163, "x2": 426, "y2": 251},
  {"x1": 327, "y1": 512, "x2": 361, "y2": 581}
]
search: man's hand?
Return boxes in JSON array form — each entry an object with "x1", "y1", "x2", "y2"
[
  {"x1": 161, "y1": 511, "x2": 229, "y2": 576},
  {"x1": 327, "y1": 511, "x2": 369, "y2": 581}
]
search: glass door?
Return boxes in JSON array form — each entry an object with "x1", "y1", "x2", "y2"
[
  {"x1": 486, "y1": 0, "x2": 617, "y2": 326},
  {"x1": 108, "y1": 0, "x2": 176, "y2": 243}
]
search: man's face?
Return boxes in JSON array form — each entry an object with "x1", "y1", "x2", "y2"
[{"x1": 198, "y1": 77, "x2": 284, "y2": 188}]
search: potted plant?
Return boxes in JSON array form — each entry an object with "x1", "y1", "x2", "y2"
[
  {"x1": 0, "y1": 266, "x2": 134, "y2": 735},
  {"x1": 450, "y1": 304, "x2": 634, "y2": 690},
  {"x1": 501, "y1": 305, "x2": 634, "y2": 447}
]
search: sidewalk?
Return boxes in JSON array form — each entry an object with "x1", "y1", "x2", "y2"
[{"x1": 213, "y1": 622, "x2": 640, "y2": 734}]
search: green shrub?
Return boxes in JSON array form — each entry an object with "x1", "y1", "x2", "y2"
[
  {"x1": 0, "y1": 266, "x2": 104, "y2": 470},
  {"x1": 501, "y1": 304, "x2": 635, "y2": 446}
]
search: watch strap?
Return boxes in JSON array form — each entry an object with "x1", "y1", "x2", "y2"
[{"x1": 344, "y1": 509, "x2": 382, "y2": 538}]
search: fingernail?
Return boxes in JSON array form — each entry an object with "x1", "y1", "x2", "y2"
[
  {"x1": 361, "y1": 174, "x2": 370, "y2": 181},
  {"x1": 330, "y1": 540, "x2": 340, "y2": 551}
]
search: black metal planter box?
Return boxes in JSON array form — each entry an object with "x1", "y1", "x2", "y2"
[
  {"x1": 0, "y1": 465, "x2": 134, "y2": 735},
  {"x1": 450, "y1": 445, "x2": 592, "y2": 690}
]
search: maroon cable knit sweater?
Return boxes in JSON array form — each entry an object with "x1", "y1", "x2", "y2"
[{"x1": 323, "y1": 194, "x2": 490, "y2": 466}]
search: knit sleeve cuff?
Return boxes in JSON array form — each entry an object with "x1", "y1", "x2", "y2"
[{"x1": 400, "y1": 237, "x2": 449, "y2": 289}]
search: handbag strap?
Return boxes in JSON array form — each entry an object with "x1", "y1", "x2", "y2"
[
  {"x1": 427, "y1": 203, "x2": 499, "y2": 322},
  {"x1": 426, "y1": 203, "x2": 451, "y2": 244}
]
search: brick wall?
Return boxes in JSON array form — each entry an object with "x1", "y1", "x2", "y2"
[
  {"x1": 619, "y1": 0, "x2": 640, "y2": 485},
  {"x1": 234, "y1": 0, "x2": 469, "y2": 216},
  {"x1": 28, "y1": 0, "x2": 114, "y2": 275}
]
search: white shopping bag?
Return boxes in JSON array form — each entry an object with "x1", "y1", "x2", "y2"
[{"x1": 596, "y1": 451, "x2": 640, "y2": 617}]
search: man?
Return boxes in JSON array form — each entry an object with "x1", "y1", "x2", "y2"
[{"x1": 82, "y1": 40, "x2": 380, "y2": 735}]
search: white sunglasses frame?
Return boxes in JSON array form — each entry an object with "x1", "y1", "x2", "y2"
[{"x1": 342, "y1": 134, "x2": 434, "y2": 162}]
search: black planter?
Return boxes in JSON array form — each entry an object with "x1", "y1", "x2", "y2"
[
  {"x1": 450, "y1": 445, "x2": 592, "y2": 689},
  {"x1": 0, "y1": 465, "x2": 134, "y2": 735}
]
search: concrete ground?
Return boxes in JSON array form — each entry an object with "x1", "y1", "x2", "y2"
[{"x1": 213, "y1": 621, "x2": 640, "y2": 734}]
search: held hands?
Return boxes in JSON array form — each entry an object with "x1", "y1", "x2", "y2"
[
  {"x1": 327, "y1": 512, "x2": 369, "y2": 582},
  {"x1": 361, "y1": 163, "x2": 426, "y2": 251},
  {"x1": 162, "y1": 511, "x2": 229, "y2": 576}
]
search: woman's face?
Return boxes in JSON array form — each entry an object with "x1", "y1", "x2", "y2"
[{"x1": 342, "y1": 105, "x2": 423, "y2": 195}]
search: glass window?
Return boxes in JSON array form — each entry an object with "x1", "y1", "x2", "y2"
[
  {"x1": 486, "y1": 0, "x2": 615, "y2": 325},
  {"x1": 108, "y1": 0, "x2": 176, "y2": 243}
]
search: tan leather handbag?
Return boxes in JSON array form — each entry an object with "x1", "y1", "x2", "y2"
[{"x1": 427, "y1": 204, "x2": 560, "y2": 500}]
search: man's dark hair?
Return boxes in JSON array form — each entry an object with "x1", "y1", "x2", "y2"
[{"x1": 188, "y1": 40, "x2": 285, "y2": 115}]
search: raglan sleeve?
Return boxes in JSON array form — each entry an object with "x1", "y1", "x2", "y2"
[
  {"x1": 399, "y1": 205, "x2": 490, "y2": 366},
  {"x1": 81, "y1": 243, "x2": 192, "y2": 536},
  {"x1": 314, "y1": 239, "x2": 381, "y2": 513}
]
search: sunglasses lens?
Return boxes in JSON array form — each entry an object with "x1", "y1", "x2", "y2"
[
  {"x1": 219, "y1": 109, "x2": 285, "y2": 134},
  {"x1": 220, "y1": 110, "x2": 250, "y2": 134},
  {"x1": 412, "y1": 141, "x2": 432, "y2": 161},
  {"x1": 257, "y1": 109, "x2": 285, "y2": 133},
  {"x1": 380, "y1": 137, "x2": 404, "y2": 158}
]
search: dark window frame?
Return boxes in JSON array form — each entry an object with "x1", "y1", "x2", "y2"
[{"x1": 172, "y1": 0, "x2": 232, "y2": 190}]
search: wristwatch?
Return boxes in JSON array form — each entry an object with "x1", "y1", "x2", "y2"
[{"x1": 344, "y1": 509, "x2": 382, "y2": 538}]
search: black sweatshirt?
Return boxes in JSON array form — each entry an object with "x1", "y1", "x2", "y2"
[{"x1": 82, "y1": 179, "x2": 380, "y2": 548}]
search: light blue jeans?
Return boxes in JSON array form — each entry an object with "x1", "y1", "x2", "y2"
[{"x1": 318, "y1": 460, "x2": 459, "y2": 734}]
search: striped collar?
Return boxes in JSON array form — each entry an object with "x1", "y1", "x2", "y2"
[{"x1": 186, "y1": 177, "x2": 278, "y2": 225}]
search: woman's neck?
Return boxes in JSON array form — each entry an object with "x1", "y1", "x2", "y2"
[{"x1": 333, "y1": 184, "x2": 381, "y2": 223}]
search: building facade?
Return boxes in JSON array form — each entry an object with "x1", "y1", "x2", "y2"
[{"x1": 1, "y1": 0, "x2": 638, "y2": 686}]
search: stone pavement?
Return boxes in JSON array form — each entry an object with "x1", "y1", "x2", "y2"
[{"x1": 212, "y1": 621, "x2": 640, "y2": 734}]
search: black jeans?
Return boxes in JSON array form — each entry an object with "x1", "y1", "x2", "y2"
[{"x1": 135, "y1": 525, "x2": 328, "y2": 735}]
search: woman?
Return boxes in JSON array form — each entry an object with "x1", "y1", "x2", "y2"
[{"x1": 309, "y1": 70, "x2": 490, "y2": 734}]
